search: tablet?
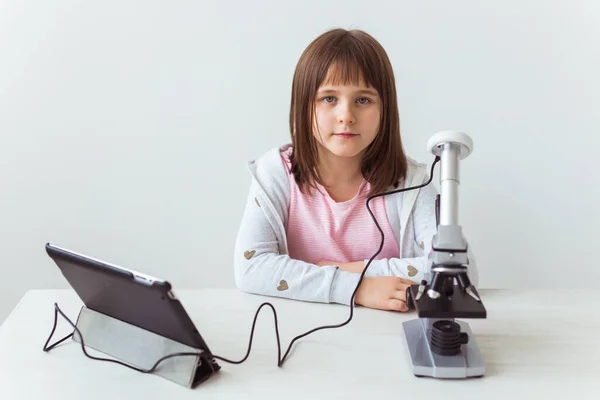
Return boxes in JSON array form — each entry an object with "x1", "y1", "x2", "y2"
[{"x1": 45, "y1": 243, "x2": 221, "y2": 375}]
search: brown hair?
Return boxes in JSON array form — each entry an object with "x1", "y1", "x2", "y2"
[{"x1": 288, "y1": 28, "x2": 408, "y2": 196}]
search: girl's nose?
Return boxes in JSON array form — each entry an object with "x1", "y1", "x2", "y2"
[{"x1": 337, "y1": 102, "x2": 356, "y2": 125}]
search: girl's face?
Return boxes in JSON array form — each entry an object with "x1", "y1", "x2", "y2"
[{"x1": 312, "y1": 78, "x2": 381, "y2": 161}]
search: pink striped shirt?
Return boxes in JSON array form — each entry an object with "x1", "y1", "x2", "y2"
[{"x1": 281, "y1": 148, "x2": 399, "y2": 265}]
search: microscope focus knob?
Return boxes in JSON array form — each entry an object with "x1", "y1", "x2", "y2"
[{"x1": 427, "y1": 130, "x2": 473, "y2": 159}]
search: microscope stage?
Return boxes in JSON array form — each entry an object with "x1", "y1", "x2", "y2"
[{"x1": 407, "y1": 284, "x2": 487, "y2": 319}]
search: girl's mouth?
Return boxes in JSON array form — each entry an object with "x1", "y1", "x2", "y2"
[{"x1": 334, "y1": 133, "x2": 359, "y2": 139}]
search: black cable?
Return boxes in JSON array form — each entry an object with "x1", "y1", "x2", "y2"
[
  {"x1": 213, "y1": 155, "x2": 440, "y2": 366},
  {"x1": 44, "y1": 156, "x2": 440, "y2": 372}
]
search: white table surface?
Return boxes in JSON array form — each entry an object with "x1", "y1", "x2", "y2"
[{"x1": 0, "y1": 288, "x2": 598, "y2": 399}]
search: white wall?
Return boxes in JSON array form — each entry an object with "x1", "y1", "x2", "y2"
[{"x1": 1, "y1": 0, "x2": 599, "y2": 324}]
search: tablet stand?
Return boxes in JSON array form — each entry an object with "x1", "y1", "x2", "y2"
[{"x1": 68, "y1": 306, "x2": 215, "y2": 388}]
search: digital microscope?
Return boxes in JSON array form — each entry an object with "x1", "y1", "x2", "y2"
[{"x1": 403, "y1": 131, "x2": 486, "y2": 379}]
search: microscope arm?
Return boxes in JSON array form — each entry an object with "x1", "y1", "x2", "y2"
[{"x1": 405, "y1": 131, "x2": 486, "y2": 319}]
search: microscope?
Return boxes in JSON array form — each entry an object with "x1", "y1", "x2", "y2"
[{"x1": 403, "y1": 131, "x2": 486, "y2": 379}]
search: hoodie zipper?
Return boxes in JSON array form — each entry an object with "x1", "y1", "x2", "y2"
[{"x1": 247, "y1": 165, "x2": 289, "y2": 255}]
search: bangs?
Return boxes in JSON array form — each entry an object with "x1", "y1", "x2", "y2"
[
  {"x1": 322, "y1": 60, "x2": 367, "y2": 86},
  {"x1": 319, "y1": 42, "x2": 379, "y2": 89}
]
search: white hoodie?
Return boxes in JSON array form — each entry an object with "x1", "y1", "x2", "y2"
[{"x1": 233, "y1": 144, "x2": 479, "y2": 305}]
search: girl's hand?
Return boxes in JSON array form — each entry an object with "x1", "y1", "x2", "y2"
[
  {"x1": 355, "y1": 276, "x2": 416, "y2": 312},
  {"x1": 317, "y1": 261, "x2": 416, "y2": 312}
]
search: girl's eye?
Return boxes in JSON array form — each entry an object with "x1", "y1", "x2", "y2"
[
  {"x1": 323, "y1": 96, "x2": 336, "y2": 103},
  {"x1": 357, "y1": 97, "x2": 371, "y2": 104}
]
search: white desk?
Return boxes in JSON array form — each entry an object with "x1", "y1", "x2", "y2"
[{"x1": 0, "y1": 289, "x2": 598, "y2": 399}]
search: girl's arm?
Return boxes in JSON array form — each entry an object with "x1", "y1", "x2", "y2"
[{"x1": 233, "y1": 179, "x2": 361, "y2": 305}]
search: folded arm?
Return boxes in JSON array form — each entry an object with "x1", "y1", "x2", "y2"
[{"x1": 233, "y1": 180, "x2": 361, "y2": 305}]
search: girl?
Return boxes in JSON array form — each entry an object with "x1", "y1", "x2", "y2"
[{"x1": 234, "y1": 28, "x2": 478, "y2": 312}]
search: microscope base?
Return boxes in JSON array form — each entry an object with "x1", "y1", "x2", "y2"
[{"x1": 402, "y1": 318, "x2": 485, "y2": 379}]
